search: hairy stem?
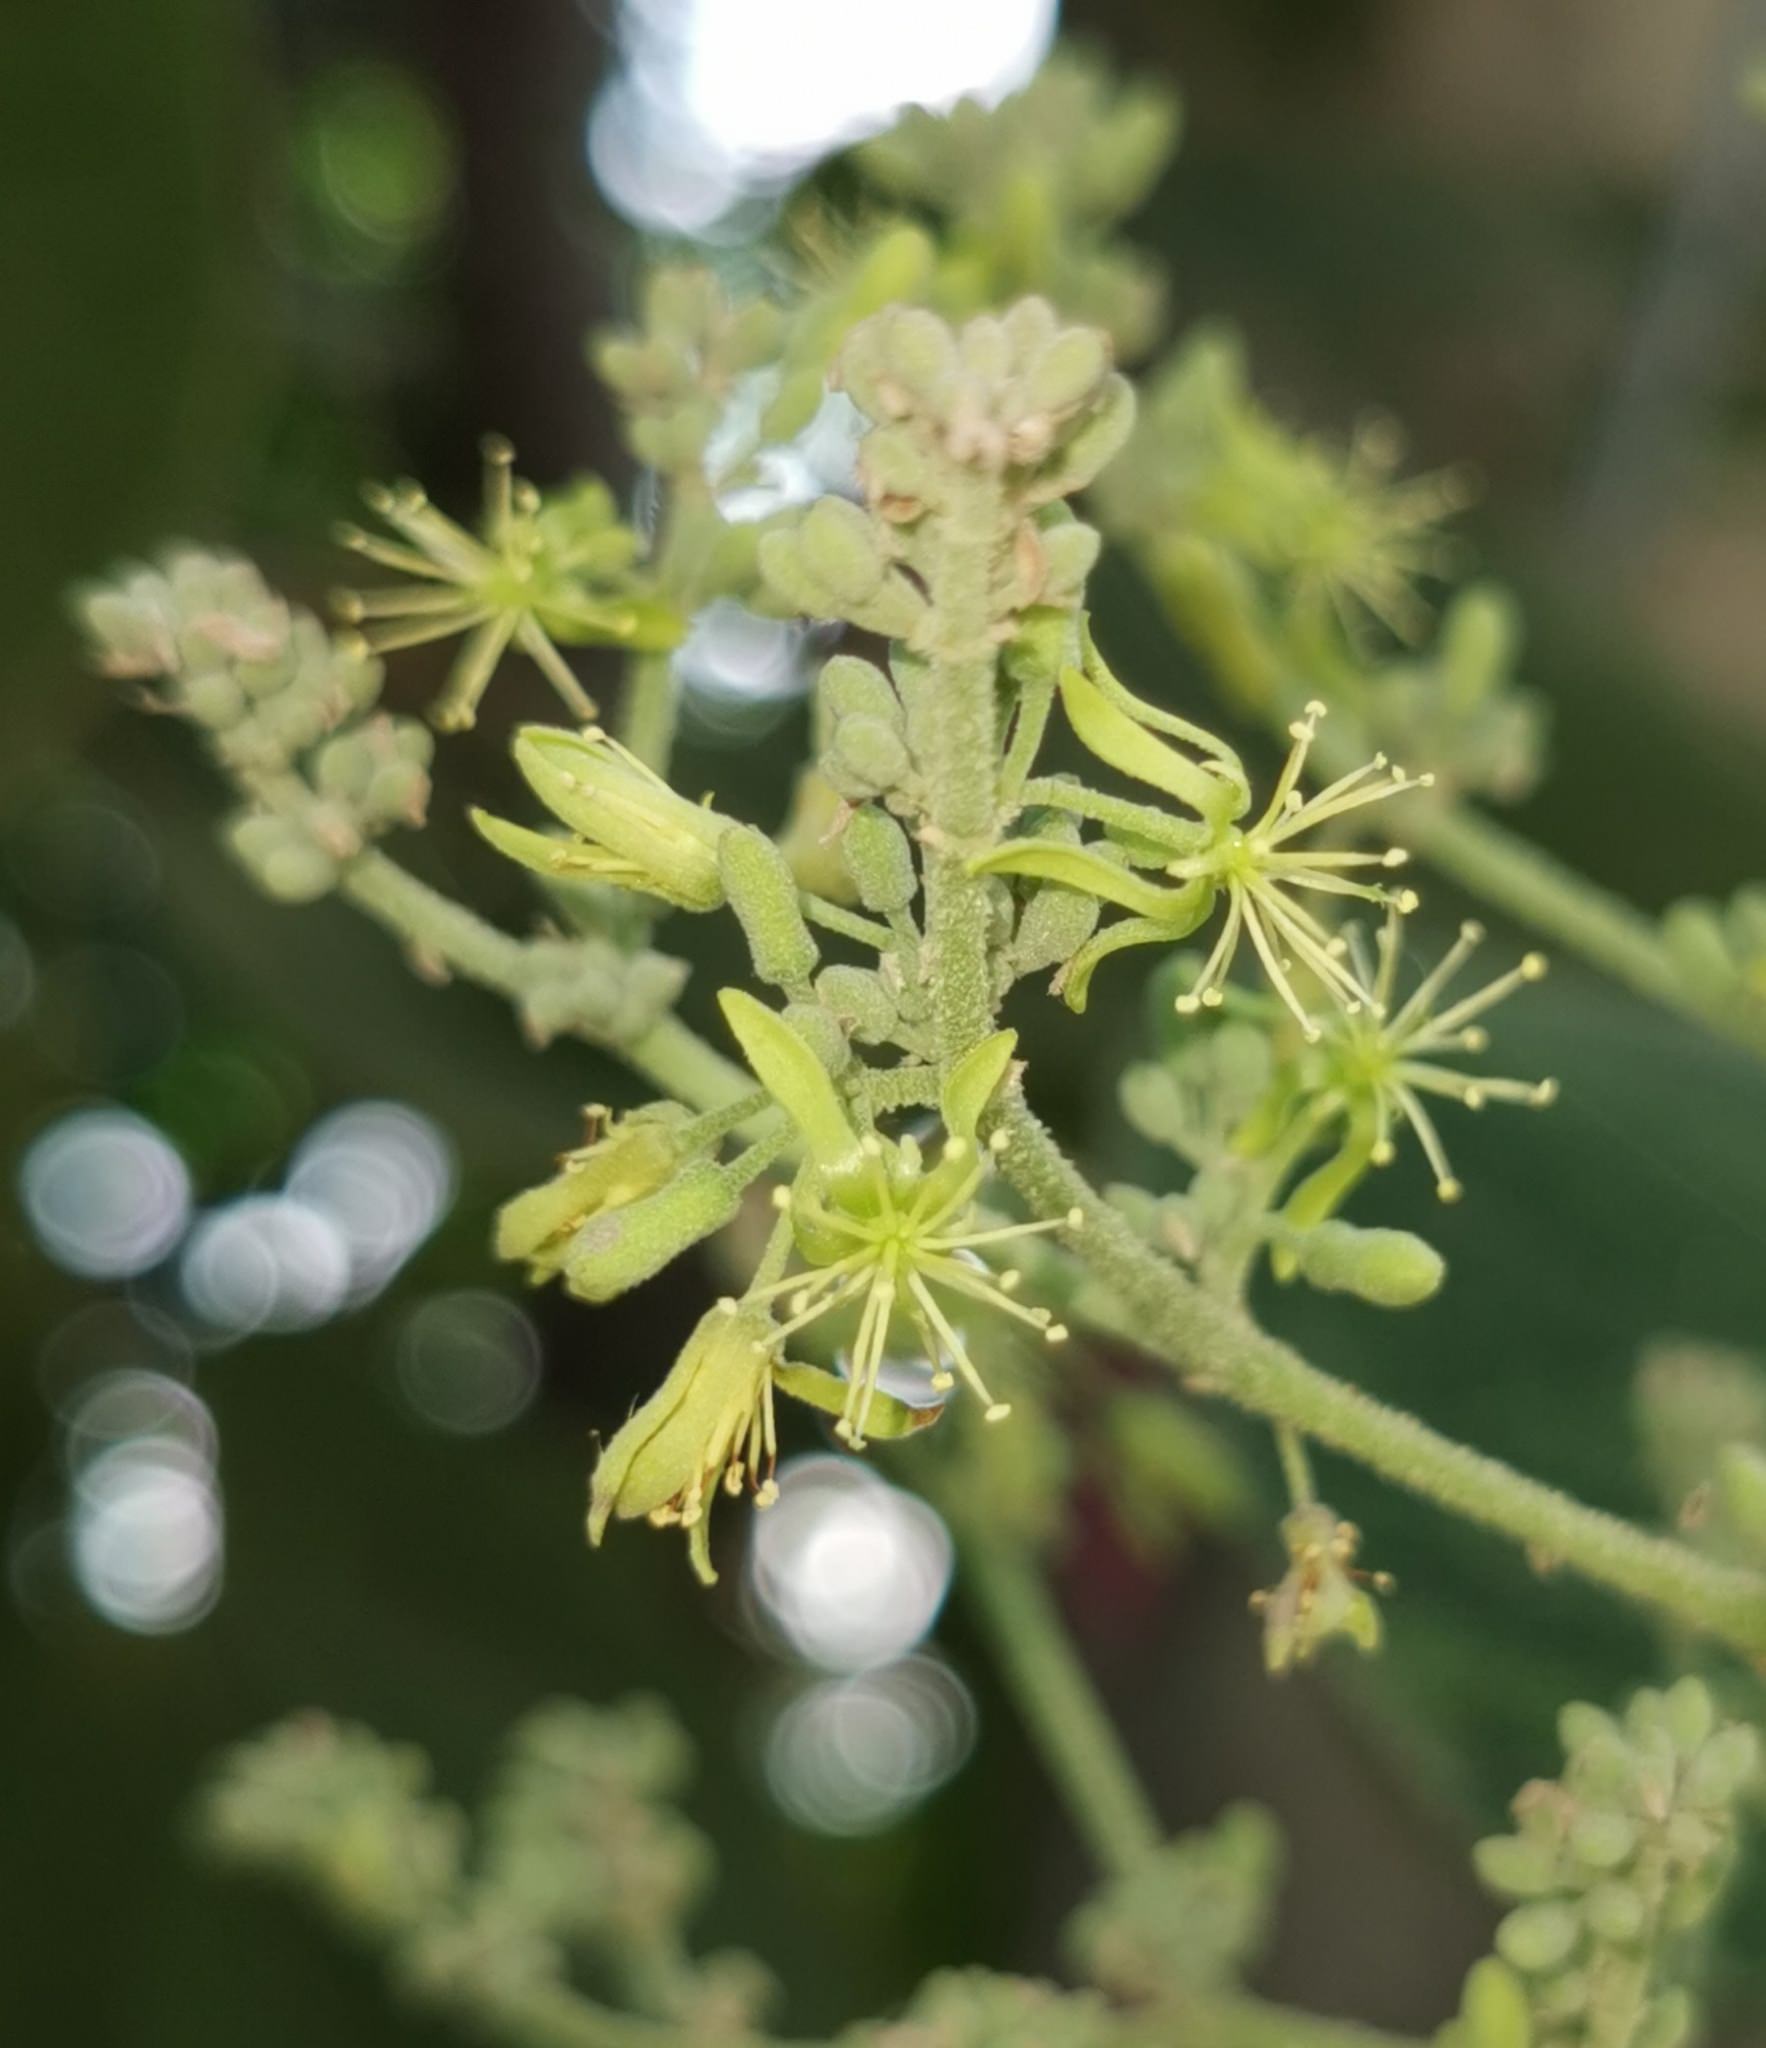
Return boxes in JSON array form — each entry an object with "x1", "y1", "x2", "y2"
[
  {"x1": 959, "y1": 1532, "x2": 1163, "y2": 1876},
  {"x1": 336, "y1": 850, "x2": 755, "y2": 1110},
  {"x1": 996, "y1": 1095, "x2": 1766, "y2": 1661},
  {"x1": 1410, "y1": 802, "x2": 1765, "y2": 1053}
]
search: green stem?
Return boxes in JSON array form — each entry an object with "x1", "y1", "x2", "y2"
[
  {"x1": 996, "y1": 1095, "x2": 1766, "y2": 1661},
  {"x1": 799, "y1": 893, "x2": 893, "y2": 950},
  {"x1": 1274, "y1": 1423, "x2": 1316, "y2": 1510},
  {"x1": 336, "y1": 850, "x2": 754, "y2": 1112},
  {"x1": 959, "y1": 1533, "x2": 1163, "y2": 1877},
  {"x1": 619, "y1": 650, "x2": 679, "y2": 778}
]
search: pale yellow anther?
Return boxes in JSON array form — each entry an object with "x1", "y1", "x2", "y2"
[
  {"x1": 1520, "y1": 953, "x2": 1548, "y2": 981},
  {"x1": 1532, "y1": 1079, "x2": 1560, "y2": 1106},
  {"x1": 984, "y1": 1401, "x2": 1013, "y2": 1423},
  {"x1": 1046, "y1": 1324, "x2": 1069, "y2": 1344},
  {"x1": 770, "y1": 1185, "x2": 792, "y2": 1211},
  {"x1": 1437, "y1": 1177, "x2": 1464, "y2": 1204},
  {"x1": 1066, "y1": 1207, "x2": 1085, "y2": 1229}
]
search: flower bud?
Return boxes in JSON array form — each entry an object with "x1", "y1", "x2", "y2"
[
  {"x1": 1288, "y1": 1220, "x2": 1445, "y2": 1308},
  {"x1": 1453, "y1": 1959, "x2": 1532, "y2": 2048},
  {"x1": 1582, "y1": 1880, "x2": 1646, "y2": 1946},
  {"x1": 1473, "y1": 1835, "x2": 1562, "y2": 1901},
  {"x1": 226, "y1": 811, "x2": 341, "y2": 904},
  {"x1": 718, "y1": 825, "x2": 819, "y2": 990},
  {"x1": 795, "y1": 498, "x2": 889, "y2": 606},
  {"x1": 498, "y1": 726, "x2": 730, "y2": 912},
  {"x1": 1495, "y1": 1901, "x2": 1580, "y2": 1976},
  {"x1": 839, "y1": 806, "x2": 916, "y2": 913},
  {"x1": 782, "y1": 1001, "x2": 852, "y2": 1077},
  {"x1": 814, "y1": 965, "x2": 898, "y2": 1044},
  {"x1": 560, "y1": 1150, "x2": 774, "y2": 1305},
  {"x1": 1023, "y1": 326, "x2": 1111, "y2": 417},
  {"x1": 496, "y1": 1106, "x2": 691, "y2": 1278},
  {"x1": 823, "y1": 716, "x2": 912, "y2": 801}
]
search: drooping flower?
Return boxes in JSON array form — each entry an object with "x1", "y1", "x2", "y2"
[
  {"x1": 589, "y1": 1300, "x2": 784, "y2": 1586},
  {"x1": 334, "y1": 439, "x2": 679, "y2": 731},
  {"x1": 589, "y1": 1297, "x2": 938, "y2": 1584},
  {"x1": 1251, "y1": 1503, "x2": 1392, "y2": 1675},
  {"x1": 1307, "y1": 909, "x2": 1557, "y2": 1203},
  {"x1": 720, "y1": 994, "x2": 1080, "y2": 1448},
  {"x1": 472, "y1": 724, "x2": 733, "y2": 912},
  {"x1": 974, "y1": 645, "x2": 1426, "y2": 1036}
]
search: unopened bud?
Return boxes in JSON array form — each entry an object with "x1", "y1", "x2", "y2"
[
  {"x1": 839, "y1": 806, "x2": 917, "y2": 912},
  {"x1": 719, "y1": 825, "x2": 820, "y2": 990},
  {"x1": 1288, "y1": 1220, "x2": 1444, "y2": 1308}
]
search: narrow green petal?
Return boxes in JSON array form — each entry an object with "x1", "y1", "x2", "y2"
[
  {"x1": 719, "y1": 988, "x2": 862, "y2": 1173},
  {"x1": 1059, "y1": 915, "x2": 1200, "y2": 1013},
  {"x1": 970, "y1": 839, "x2": 1204, "y2": 923},
  {"x1": 1058, "y1": 661, "x2": 1242, "y2": 823},
  {"x1": 940, "y1": 1029, "x2": 1018, "y2": 1142}
]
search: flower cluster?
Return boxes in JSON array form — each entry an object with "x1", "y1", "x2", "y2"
[
  {"x1": 501, "y1": 993, "x2": 1078, "y2": 1582},
  {"x1": 976, "y1": 638, "x2": 1429, "y2": 1035},
  {"x1": 336, "y1": 437, "x2": 678, "y2": 730}
]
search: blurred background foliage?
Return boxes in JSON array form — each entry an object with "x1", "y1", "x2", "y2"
[{"x1": 5, "y1": 1, "x2": 1766, "y2": 2041}]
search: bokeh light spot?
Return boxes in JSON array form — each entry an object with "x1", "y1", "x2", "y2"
[
  {"x1": 763, "y1": 1655, "x2": 976, "y2": 1835},
  {"x1": 748, "y1": 1455, "x2": 953, "y2": 1674},
  {"x1": 20, "y1": 1107, "x2": 192, "y2": 1280},
  {"x1": 179, "y1": 1195, "x2": 352, "y2": 1338},
  {"x1": 395, "y1": 1291, "x2": 542, "y2": 1436}
]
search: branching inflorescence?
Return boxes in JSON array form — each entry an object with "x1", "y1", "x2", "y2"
[{"x1": 68, "y1": 40, "x2": 1766, "y2": 2048}]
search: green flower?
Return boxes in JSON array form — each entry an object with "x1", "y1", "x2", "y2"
[
  {"x1": 335, "y1": 438, "x2": 679, "y2": 730},
  {"x1": 1306, "y1": 911, "x2": 1557, "y2": 1203},
  {"x1": 976, "y1": 646, "x2": 1426, "y2": 1035},
  {"x1": 472, "y1": 725, "x2": 732, "y2": 912},
  {"x1": 719, "y1": 994, "x2": 1079, "y2": 1448},
  {"x1": 589, "y1": 1300, "x2": 784, "y2": 1585},
  {"x1": 590, "y1": 1298, "x2": 933, "y2": 1584},
  {"x1": 1251, "y1": 1504, "x2": 1392, "y2": 1675},
  {"x1": 495, "y1": 1104, "x2": 692, "y2": 1281}
]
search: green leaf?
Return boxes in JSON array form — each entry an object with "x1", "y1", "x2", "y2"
[
  {"x1": 940, "y1": 1030, "x2": 1018, "y2": 1141},
  {"x1": 718, "y1": 988, "x2": 860, "y2": 1171}
]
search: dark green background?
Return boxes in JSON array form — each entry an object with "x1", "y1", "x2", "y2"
[{"x1": 5, "y1": 3, "x2": 1766, "y2": 2039}]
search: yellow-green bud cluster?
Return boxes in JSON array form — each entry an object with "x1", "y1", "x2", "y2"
[
  {"x1": 76, "y1": 549, "x2": 433, "y2": 905},
  {"x1": 852, "y1": 49, "x2": 1178, "y2": 358},
  {"x1": 1464, "y1": 1679, "x2": 1758, "y2": 2048},
  {"x1": 1662, "y1": 883, "x2": 1766, "y2": 1025},
  {"x1": 592, "y1": 265, "x2": 784, "y2": 474},
  {"x1": 1063, "y1": 1803, "x2": 1281, "y2": 2004},
  {"x1": 200, "y1": 1713, "x2": 462, "y2": 1937}
]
